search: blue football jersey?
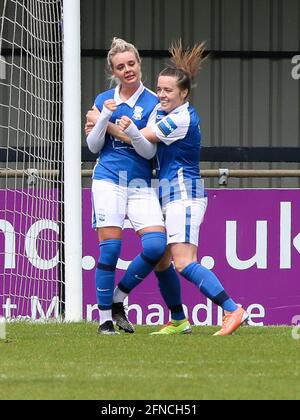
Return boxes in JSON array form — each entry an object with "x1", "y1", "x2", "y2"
[
  {"x1": 92, "y1": 83, "x2": 159, "y2": 186},
  {"x1": 148, "y1": 102, "x2": 205, "y2": 204}
]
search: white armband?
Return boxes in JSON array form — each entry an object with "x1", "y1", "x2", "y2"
[
  {"x1": 124, "y1": 123, "x2": 157, "y2": 160},
  {"x1": 86, "y1": 106, "x2": 113, "y2": 154}
]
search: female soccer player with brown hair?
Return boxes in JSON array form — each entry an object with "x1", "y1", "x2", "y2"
[{"x1": 116, "y1": 41, "x2": 249, "y2": 336}]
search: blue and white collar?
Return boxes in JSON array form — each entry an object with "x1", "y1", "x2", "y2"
[{"x1": 114, "y1": 82, "x2": 145, "y2": 108}]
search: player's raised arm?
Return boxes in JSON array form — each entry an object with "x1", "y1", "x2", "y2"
[
  {"x1": 107, "y1": 122, "x2": 132, "y2": 145},
  {"x1": 118, "y1": 116, "x2": 158, "y2": 159},
  {"x1": 86, "y1": 100, "x2": 116, "y2": 154},
  {"x1": 85, "y1": 102, "x2": 131, "y2": 145}
]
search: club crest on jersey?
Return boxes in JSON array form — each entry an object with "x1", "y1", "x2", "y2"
[
  {"x1": 132, "y1": 106, "x2": 143, "y2": 120},
  {"x1": 157, "y1": 117, "x2": 178, "y2": 137},
  {"x1": 97, "y1": 210, "x2": 106, "y2": 223}
]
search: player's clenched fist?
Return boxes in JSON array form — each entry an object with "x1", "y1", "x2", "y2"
[
  {"x1": 103, "y1": 99, "x2": 117, "y2": 113},
  {"x1": 86, "y1": 106, "x2": 100, "y2": 125},
  {"x1": 118, "y1": 116, "x2": 132, "y2": 132}
]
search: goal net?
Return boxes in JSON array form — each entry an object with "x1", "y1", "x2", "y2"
[{"x1": 0, "y1": 0, "x2": 64, "y2": 321}]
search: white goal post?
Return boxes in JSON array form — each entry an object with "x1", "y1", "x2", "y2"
[
  {"x1": 63, "y1": 0, "x2": 82, "y2": 321},
  {"x1": 0, "y1": 0, "x2": 82, "y2": 321}
]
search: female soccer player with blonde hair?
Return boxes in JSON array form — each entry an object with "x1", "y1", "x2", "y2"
[
  {"x1": 116, "y1": 40, "x2": 249, "y2": 336},
  {"x1": 86, "y1": 38, "x2": 189, "y2": 335}
]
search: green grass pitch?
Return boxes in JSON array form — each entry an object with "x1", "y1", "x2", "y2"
[{"x1": 0, "y1": 323, "x2": 299, "y2": 400}]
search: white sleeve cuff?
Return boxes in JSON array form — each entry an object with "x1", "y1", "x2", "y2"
[
  {"x1": 124, "y1": 122, "x2": 140, "y2": 138},
  {"x1": 124, "y1": 123, "x2": 157, "y2": 160},
  {"x1": 101, "y1": 105, "x2": 113, "y2": 118}
]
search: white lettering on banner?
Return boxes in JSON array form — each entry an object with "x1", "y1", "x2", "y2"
[
  {"x1": 2, "y1": 298, "x2": 17, "y2": 319},
  {"x1": 2, "y1": 296, "x2": 266, "y2": 325},
  {"x1": 31, "y1": 296, "x2": 59, "y2": 320},
  {"x1": 293, "y1": 234, "x2": 300, "y2": 253},
  {"x1": 2, "y1": 201, "x2": 300, "y2": 273},
  {"x1": 226, "y1": 220, "x2": 268, "y2": 270},
  {"x1": 281, "y1": 202, "x2": 292, "y2": 269},
  {"x1": 85, "y1": 300, "x2": 265, "y2": 326},
  {"x1": 1, "y1": 218, "x2": 59, "y2": 271},
  {"x1": 291, "y1": 55, "x2": 300, "y2": 80},
  {"x1": 25, "y1": 220, "x2": 59, "y2": 270},
  {"x1": 1, "y1": 296, "x2": 60, "y2": 320},
  {"x1": 226, "y1": 201, "x2": 300, "y2": 270},
  {"x1": 280, "y1": 202, "x2": 300, "y2": 269},
  {"x1": 86, "y1": 304, "x2": 99, "y2": 321},
  {"x1": 191, "y1": 300, "x2": 211, "y2": 326},
  {"x1": 246, "y1": 304, "x2": 265, "y2": 326},
  {"x1": 127, "y1": 304, "x2": 143, "y2": 324},
  {"x1": 0, "y1": 220, "x2": 16, "y2": 269},
  {"x1": 145, "y1": 304, "x2": 164, "y2": 325}
]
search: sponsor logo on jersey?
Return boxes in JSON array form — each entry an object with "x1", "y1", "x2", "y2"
[
  {"x1": 156, "y1": 111, "x2": 166, "y2": 121},
  {"x1": 112, "y1": 122, "x2": 134, "y2": 149},
  {"x1": 157, "y1": 117, "x2": 178, "y2": 137},
  {"x1": 132, "y1": 106, "x2": 143, "y2": 120}
]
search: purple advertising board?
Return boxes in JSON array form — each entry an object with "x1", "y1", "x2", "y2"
[
  {"x1": 0, "y1": 189, "x2": 61, "y2": 319},
  {"x1": 81, "y1": 189, "x2": 300, "y2": 326},
  {"x1": 1, "y1": 188, "x2": 300, "y2": 325}
]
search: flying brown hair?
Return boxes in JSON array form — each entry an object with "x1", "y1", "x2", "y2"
[
  {"x1": 169, "y1": 39, "x2": 206, "y2": 80},
  {"x1": 160, "y1": 39, "x2": 206, "y2": 96}
]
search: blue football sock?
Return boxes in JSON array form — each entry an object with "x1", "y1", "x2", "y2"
[
  {"x1": 96, "y1": 239, "x2": 122, "y2": 310},
  {"x1": 181, "y1": 262, "x2": 238, "y2": 312},
  {"x1": 155, "y1": 265, "x2": 185, "y2": 321},
  {"x1": 118, "y1": 232, "x2": 167, "y2": 294}
]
